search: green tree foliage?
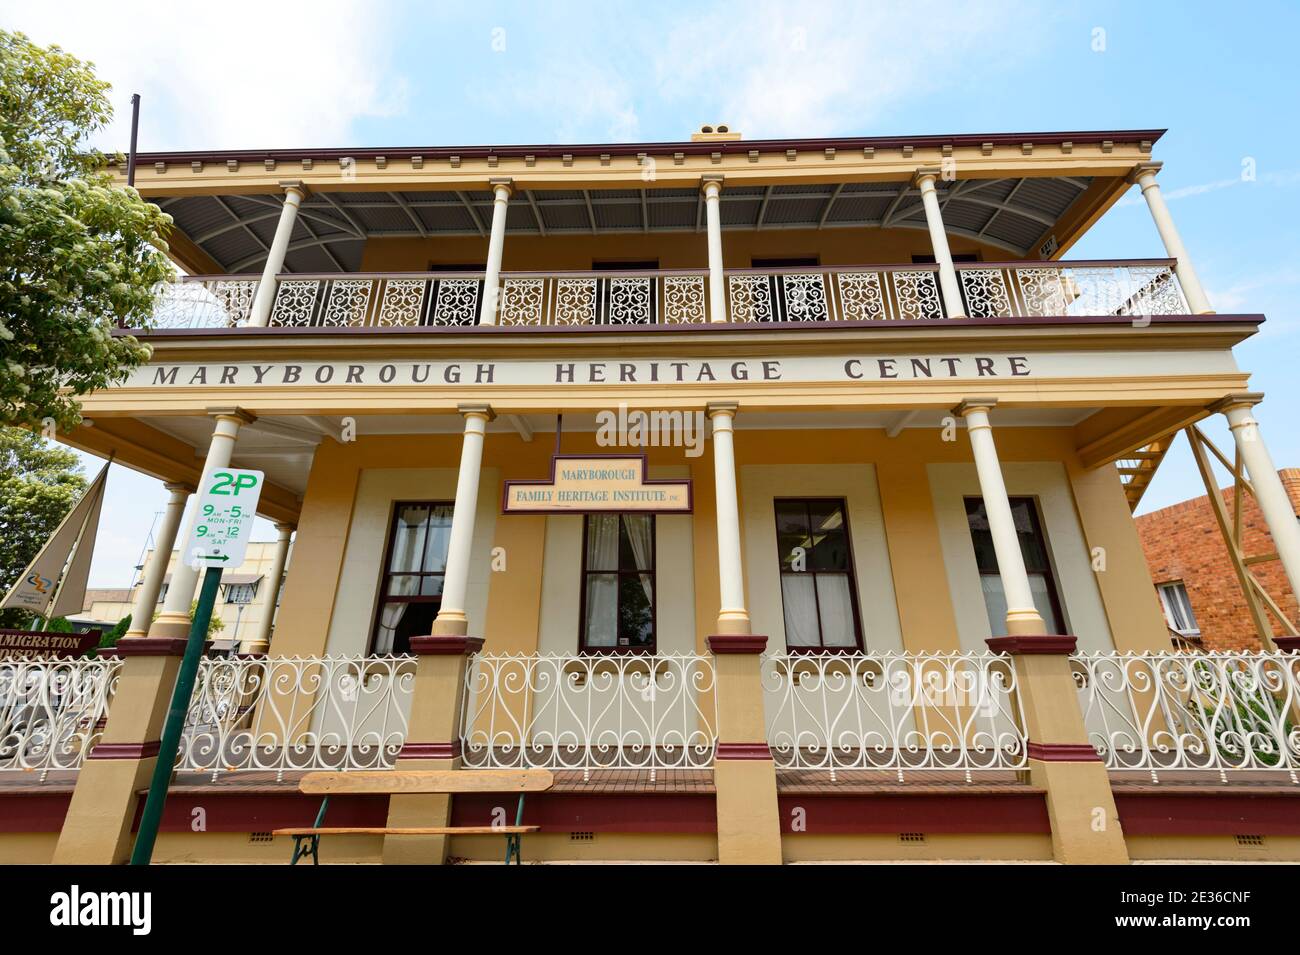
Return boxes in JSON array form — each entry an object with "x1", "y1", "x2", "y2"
[
  {"x1": 0, "y1": 426, "x2": 85, "y2": 628},
  {"x1": 191, "y1": 599, "x2": 225, "y2": 638},
  {"x1": 0, "y1": 30, "x2": 174, "y2": 430}
]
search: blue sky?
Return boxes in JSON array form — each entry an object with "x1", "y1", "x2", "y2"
[{"x1": 2, "y1": 0, "x2": 1298, "y2": 587}]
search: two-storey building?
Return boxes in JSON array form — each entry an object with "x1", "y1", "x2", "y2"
[{"x1": 22, "y1": 125, "x2": 1300, "y2": 865}]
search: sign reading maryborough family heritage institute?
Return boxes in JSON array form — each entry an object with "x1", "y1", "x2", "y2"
[
  {"x1": 504, "y1": 455, "x2": 692, "y2": 514},
  {"x1": 130, "y1": 354, "x2": 1046, "y2": 389}
]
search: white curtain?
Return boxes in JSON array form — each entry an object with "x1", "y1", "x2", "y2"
[
  {"x1": 587, "y1": 515, "x2": 620, "y2": 570},
  {"x1": 375, "y1": 602, "x2": 408, "y2": 654},
  {"x1": 815, "y1": 576, "x2": 856, "y2": 647},
  {"x1": 781, "y1": 576, "x2": 820, "y2": 647},
  {"x1": 623, "y1": 515, "x2": 655, "y2": 605},
  {"x1": 981, "y1": 574, "x2": 1061, "y2": 636},
  {"x1": 980, "y1": 576, "x2": 1009, "y2": 637},
  {"x1": 1028, "y1": 574, "x2": 1062, "y2": 633},
  {"x1": 390, "y1": 506, "x2": 429, "y2": 572},
  {"x1": 585, "y1": 516, "x2": 621, "y2": 647}
]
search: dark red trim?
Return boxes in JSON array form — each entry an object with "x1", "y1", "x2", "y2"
[
  {"x1": 116, "y1": 312, "x2": 1265, "y2": 342},
  {"x1": 777, "y1": 792, "x2": 1051, "y2": 834},
  {"x1": 1025, "y1": 741, "x2": 1101, "y2": 762},
  {"x1": 408, "y1": 635, "x2": 484, "y2": 656},
  {"x1": 1116, "y1": 790, "x2": 1300, "y2": 836},
  {"x1": 0, "y1": 791, "x2": 73, "y2": 833},
  {"x1": 87, "y1": 741, "x2": 161, "y2": 760},
  {"x1": 130, "y1": 792, "x2": 391, "y2": 833},
  {"x1": 451, "y1": 792, "x2": 717, "y2": 834},
  {"x1": 121, "y1": 129, "x2": 1166, "y2": 167},
  {"x1": 706, "y1": 634, "x2": 769, "y2": 654},
  {"x1": 397, "y1": 742, "x2": 461, "y2": 760},
  {"x1": 986, "y1": 635, "x2": 1078, "y2": 655},
  {"x1": 1275, "y1": 636, "x2": 1300, "y2": 653},
  {"x1": 115, "y1": 637, "x2": 188, "y2": 657},
  {"x1": 715, "y1": 743, "x2": 773, "y2": 760}
]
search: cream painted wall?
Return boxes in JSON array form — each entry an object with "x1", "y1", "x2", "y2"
[
  {"x1": 537, "y1": 514, "x2": 581, "y2": 654},
  {"x1": 739, "y1": 463, "x2": 904, "y2": 654},
  {"x1": 324, "y1": 466, "x2": 499, "y2": 655},
  {"x1": 536, "y1": 464, "x2": 696, "y2": 655},
  {"x1": 928, "y1": 459, "x2": 1113, "y2": 653}
]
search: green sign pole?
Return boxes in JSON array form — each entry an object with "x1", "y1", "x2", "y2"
[{"x1": 129, "y1": 563, "x2": 223, "y2": 865}]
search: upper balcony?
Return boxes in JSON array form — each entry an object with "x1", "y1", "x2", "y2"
[
  {"x1": 146, "y1": 258, "x2": 1190, "y2": 330},
  {"x1": 114, "y1": 127, "x2": 1218, "y2": 336}
]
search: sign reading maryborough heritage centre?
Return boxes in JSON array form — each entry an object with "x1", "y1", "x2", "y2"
[
  {"x1": 503, "y1": 455, "x2": 692, "y2": 514},
  {"x1": 132, "y1": 354, "x2": 1047, "y2": 388}
]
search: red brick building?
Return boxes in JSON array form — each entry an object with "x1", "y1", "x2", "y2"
[{"x1": 1137, "y1": 468, "x2": 1300, "y2": 651}]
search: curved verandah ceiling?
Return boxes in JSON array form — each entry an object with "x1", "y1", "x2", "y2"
[{"x1": 155, "y1": 174, "x2": 1094, "y2": 275}]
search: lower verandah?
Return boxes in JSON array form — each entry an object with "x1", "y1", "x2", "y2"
[{"x1": 270, "y1": 422, "x2": 1169, "y2": 663}]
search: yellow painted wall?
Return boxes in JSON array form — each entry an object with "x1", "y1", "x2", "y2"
[
  {"x1": 359, "y1": 227, "x2": 1005, "y2": 273},
  {"x1": 270, "y1": 422, "x2": 1167, "y2": 660}
]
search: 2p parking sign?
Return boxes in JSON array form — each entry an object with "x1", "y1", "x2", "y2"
[{"x1": 183, "y1": 467, "x2": 264, "y2": 569}]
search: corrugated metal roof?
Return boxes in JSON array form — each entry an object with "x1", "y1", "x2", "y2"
[{"x1": 162, "y1": 174, "x2": 1095, "y2": 272}]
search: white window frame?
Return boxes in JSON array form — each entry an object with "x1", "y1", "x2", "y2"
[
  {"x1": 1157, "y1": 581, "x2": 1199, "y2": 636},
  {"x1": 223, "y1": 582, "x2": 258, "y2": 606}
]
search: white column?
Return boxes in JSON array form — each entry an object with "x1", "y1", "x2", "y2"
[
  {"x1": 241, "y1": 522, "x2": 294, "y2": 655},
  {"x1": 479, "y1": 179, "x2": 513, "y2": 326},
  {"x1": 707, "y1": 402, "x2": 750, "y2": 634},
  {"x1": 702, "y1": 176, "x2": 727, "y2": 322},
  {"x1": 124, "y1": 482, "x2": 191, "y2": 638},
  {"x1": 915, "y1": 170, "x2": 966, "y2": 319},
  {"x1": 432, "y1": 405, "x2": 493, "y2": 636},
  {"x1": 954, "y1": 399, "x2": 1046, "y2": 637},
  {"x1": 1217, "y1": 395, "x2": 1300, "y2": 600},
  {"x1": 1131, "y1": 162, "x2": 1213, "y2": 314},
  {"x1": 147, "y1": 410, "x2": 251, "y2": 639},
  {"x1": 247, "y1": 181, "x2": 307, "y2": 327}
]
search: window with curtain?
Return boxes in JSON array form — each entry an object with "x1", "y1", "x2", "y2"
[
  {"x1": 774, "y1": 499, "x2": 863, "y2": 651},
  {"x1": 370, "y1": 502, "x2": 454, "y2": 655},
  {"x1": 964, "y1": 497, "x2": 1065, "y2": 637},
  {"x1": 580, "y1": 514, "x2": 655, "y2": 652}
]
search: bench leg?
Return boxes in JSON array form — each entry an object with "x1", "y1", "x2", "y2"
[
  {"x1": 290, "y1": 834, "x2": 321, "y2": 866},
  {"x1": 503, "y1": 791, "x2": 526, "y2": 865},
  {"x1": 290, "y1": 796, "x2": 330, "y2": 865},
  {"x1": 504, "y1": 832, "x2": 522, "y2": 865}
]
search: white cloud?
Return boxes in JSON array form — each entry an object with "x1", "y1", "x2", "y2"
[
  {"x1": 469, "y1": 0, "x2": 1053, "y2": 144},
  {"x1": 0, "y1": 0, "x2": 408, "y2": 151},
  {"x1": 1116, "y1": 169, "x2": 1300, "y2": 207},
  {"x1": 491, "y1": 59, "x2": 642, "y2": 143},
  {"x1": 651, "y1": 0, "x2": 1051, "y2": 138}
]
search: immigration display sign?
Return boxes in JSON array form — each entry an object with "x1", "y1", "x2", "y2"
[
  {"x1": 0, "y1": 629, "x2": 99, "y2": 658},
  {"x1": 503, "y1": 455, "x2": 692, "y2": 514}
]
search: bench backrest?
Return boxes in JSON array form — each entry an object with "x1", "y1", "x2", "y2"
[{"x1": 299, "y1": 768, "x2": 554, "y2": 796}]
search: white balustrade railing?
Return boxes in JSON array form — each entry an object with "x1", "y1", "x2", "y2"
[
  {"x1": 956, "y1": 259, "x2": 1187, "y2": 318},
  {"x1": 762, "y1": 651, "x2": 1027, "y2": 781},
  {"x1": 497, "y1": 271, "x2": 708, "y2": 326},
  {"x1": 148, "y1": 278, "x2": 259, "y2": 329},
  {"x1": 139, "y1": 259, "x2": 1191, "y2": 331},
  {"x1": 727, "y1": 266, "x2": 945, "y2": 322},
  {"x1": 0, "y1": 655, "x2": 120, "y2": 778},
  {"x1": 177, "y1": 655, "x2": 416, "y2": 780},
  {"x1": 461, "y1": 653, "x2": 718, "y2": 780},
  {"x1": 1073, "y1": 651, "x2": 1300, "y2": 783}
]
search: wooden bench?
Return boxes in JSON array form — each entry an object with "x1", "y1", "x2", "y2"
[{"x1": 273, "y1": 768, "x2": 555, "y2": 865}]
